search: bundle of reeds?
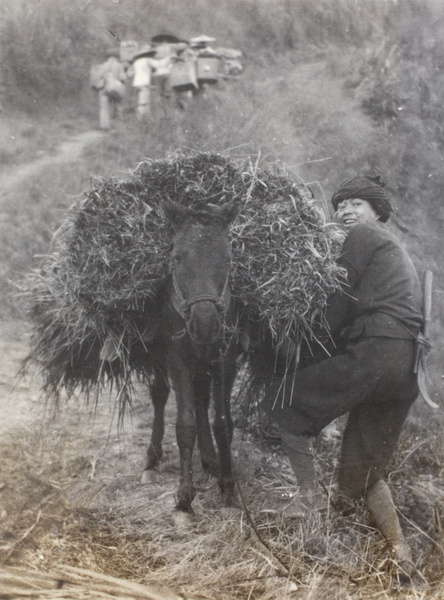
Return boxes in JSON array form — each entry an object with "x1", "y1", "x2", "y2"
[{"x1": 23, "y1": 152, "x2": 345, "y2": 401}]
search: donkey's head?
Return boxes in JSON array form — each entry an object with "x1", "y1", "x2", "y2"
[{"x1": 164, "y1": 200, "x2": 239, "y2": 348}]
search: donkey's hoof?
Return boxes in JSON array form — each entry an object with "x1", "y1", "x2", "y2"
[
  {"x1": 141, "y1": 469, "x2": 161, "y2": 484},
  {"x1": 393, "y1": 557, "x2": 415, "y2": 588},
  {"x1": 172, "y1": 510, "x2": 194, "y2": 528}
]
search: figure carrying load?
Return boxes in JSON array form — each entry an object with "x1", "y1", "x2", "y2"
[
  {"x1": 90, "y1": 48, "x2": 126, "y2": 130},
  {"x1": 127, "y1": 45, "x2": 158, "y2": 121},
  {"x1": 190, "y1": 35, "x2": 220, "y2": 92}
]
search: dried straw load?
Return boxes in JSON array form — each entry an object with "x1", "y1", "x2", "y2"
[{"x1": 24, "y1": 152, "x2": 345, "y2": 401}]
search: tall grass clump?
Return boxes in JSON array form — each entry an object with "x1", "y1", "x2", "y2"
[
  {"x1": 1, "y1": 0, "x2": 98, "y2": 109},
  {"x1": 22, "y1": 152, "x2": 345, "y2": 406}
]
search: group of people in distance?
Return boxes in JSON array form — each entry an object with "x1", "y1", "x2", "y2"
[{"x1": 90, "y1": 34, "x2": 243, "y2": 129}]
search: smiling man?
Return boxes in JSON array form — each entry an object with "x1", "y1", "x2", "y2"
[{"x1": 264, "y1": 175, "x2": 423, "y2": 583}]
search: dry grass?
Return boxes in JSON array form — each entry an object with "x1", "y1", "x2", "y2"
[
  {"x1": 1, "y1": 381, "x2": 443, "y2": 600},
  {"x1": 22, "y1": 152, "x2": 345, "y2": 407}
]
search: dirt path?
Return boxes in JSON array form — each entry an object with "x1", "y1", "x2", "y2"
[
  {"x1": 0, "y1": 130, "x2": 105, "y2": 197},
  {"x1": 0, "y1": 328, "x2": 36, "y2": 434},
  {"x1": 0, "y1": 129, "x2": 106, "y2": 435}
]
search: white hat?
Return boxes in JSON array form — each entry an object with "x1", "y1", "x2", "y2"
[
  {"x1": 190, "y1": 35, "x2": 216, "y2": 44},
  {"x1": 132, "y1": 45, "x2": 157, "y2": 61}
]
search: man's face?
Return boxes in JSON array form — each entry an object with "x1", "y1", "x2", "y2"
[{"x1": 334, "y1": 198, "x2": 380, "y2": 231}]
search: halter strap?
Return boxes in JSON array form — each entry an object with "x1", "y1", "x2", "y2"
[{"x1": 171, "y1": 268, "x2": 230, "y2": 321}]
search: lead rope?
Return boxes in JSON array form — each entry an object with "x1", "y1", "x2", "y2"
[
  {"x1": 233, "y1": 467, "x2": 302, "y2": 583},
  {"x1": 229, "y1": 383, "x2": 302, "y2": 586},
  {"x1": 217, "y1": 336, "x2": 295, "y2": 580}
]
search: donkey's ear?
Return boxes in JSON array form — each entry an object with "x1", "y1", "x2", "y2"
[
  {"x1": 162, "y1": 199, "x2": 187, "y2": 229},
  {"x1": 219, "y1": 200, "x2": 240, "y2": 225}
]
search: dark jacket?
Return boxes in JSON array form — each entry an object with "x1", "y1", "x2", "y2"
[{"x1": 326, "y1": 223, "x2": 423, "y2": 342}]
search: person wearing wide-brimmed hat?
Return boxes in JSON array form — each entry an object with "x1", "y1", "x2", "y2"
[
  {"x1": 149, "y1": 37, "x2": 188, "y2": 102},
  {"x1": 190, "y1": 34, "x2": 217, "y2": 51},
  {"x1": 189, "y1": 35, "x2": 221, "y2": 92},
  {"x1": 263, "y1": 175, "x2": 423, "y2": 583},
  {"x1": 90, "y1": 48, "x2": 127, "y2": 130},
  {"x1": 128, "y1": 45, "x2": 158, "y2": 120}
]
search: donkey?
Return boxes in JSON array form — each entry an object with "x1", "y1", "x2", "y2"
[{"x1": 141, "y1": 199, "x2": 246, "y2": 514}]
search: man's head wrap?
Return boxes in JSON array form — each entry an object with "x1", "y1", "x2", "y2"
[{"x1": 331, "y1": 175, "x2": 393, "y2": 223}]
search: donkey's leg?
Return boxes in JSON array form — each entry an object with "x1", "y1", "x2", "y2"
[
  {"x1": 169, "y1": 355, "x2": 197, "y2": 513},
  {"x1": 193, "y1": 371, "x2": 218, "y2": 478},
  {"x1": 212, "y1": 357, "x2": 237, "y2": 507},
  {"x1": 142, "y1": 364, "x2": 170, "y2": 482}
]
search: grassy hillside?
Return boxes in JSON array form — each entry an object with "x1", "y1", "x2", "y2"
[{"x1": 1, "y1": 0, "x2": 443, "y2": 389}]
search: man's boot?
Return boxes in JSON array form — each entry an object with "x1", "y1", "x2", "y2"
[
  {"x1": 366, "y1": 480, "x2": 414, "y2": 584},
  {"x1": 280, "y1": 430, "x2": 326, "y2": 518}
]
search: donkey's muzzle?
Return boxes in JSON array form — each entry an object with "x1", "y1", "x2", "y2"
[{"x1": 187, "y1": 301, "x2": 222, "y2": 346}]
